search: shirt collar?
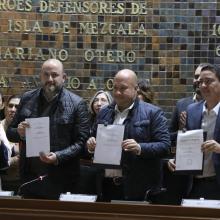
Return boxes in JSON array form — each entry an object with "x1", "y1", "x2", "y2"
[
  {"x1": 115, "y1": 102, "x2": 135, "y2": 114},
  {"x1": 193, "y1": 93, "x2": 198, "y2": 102},
  {"x1": 202, "y1": 101, "x2": 220, "y2": 115}
]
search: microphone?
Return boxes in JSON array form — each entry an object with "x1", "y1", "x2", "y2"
[{"x1": 17, "y1": 174, "x2": 47, "y2": 196}]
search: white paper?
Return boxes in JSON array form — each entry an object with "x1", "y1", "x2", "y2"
[
  {"x1": 0, "y1": 123, "x2": 12, "y2": 153},
  {"x1": 25, "y1": 117, "x2": 50, "y2": 157},
  {"x1": 182, "y1": 198, "x2": 220, "y2": 208},
  {"x1": 59, "y1": 193, "x2": 97, "y2": 202},
  {"x1": 175, "y1": 129, "x2": 203, "y2": 171},
  {"x1": 93, "y1": 124, "x2": 124, "y2": 165},
  {"x1": 0, "y1": 191, "x2": 14, "y2": 196}
]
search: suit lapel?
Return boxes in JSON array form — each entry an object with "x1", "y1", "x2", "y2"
[
  {"x1": 214, "y1": 110, "x2": 220, "y2": 143},
  {"x1": 188, "y1": 102, "x2": 203, "y2": 130}
]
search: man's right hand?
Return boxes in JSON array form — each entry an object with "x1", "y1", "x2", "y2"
[
  {"x1": 17, "y1": 121, "x2": 30, "y2": 138},
  {"x1": 167, "y1": 159, "x2": 176, "y2": 172},
  {"x1": 86, "y1": 137, "x2": 96, "y2": 153}
]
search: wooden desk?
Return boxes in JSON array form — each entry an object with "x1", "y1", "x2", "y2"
[{"x1": 0, "y1": 198, "x2": 220, "y2": 220}]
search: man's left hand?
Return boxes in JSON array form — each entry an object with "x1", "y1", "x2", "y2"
[
  {"x1": 39, "y1": 152, "x2": 58, "y2": 165},
  {"x1": 122, "y1": 139, "x2": 141, "y2": 155},
  {"x1": 201, "y1": 140, "x2": 220, "y2": 153}
]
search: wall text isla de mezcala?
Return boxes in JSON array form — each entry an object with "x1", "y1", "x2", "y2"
[{"x1": 0, "y1": 1, "x2": 150, "y2": 63}]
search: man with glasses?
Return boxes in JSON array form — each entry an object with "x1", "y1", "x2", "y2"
[
  {"x1": 169, "y1": 63, "x2": 220, "y2": 199},
  {"x1": 185, "y1": 63, "x2": 220, "y2": 199}
]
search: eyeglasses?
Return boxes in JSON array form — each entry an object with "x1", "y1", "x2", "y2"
[
  {"x1": 194, "y1": 74, "x2": 200, "y2": 80},
  {"x1": 8, "y1": 104, "x2": 19, "y2": 109},
  {"x1": 198, "y1": 78, "x2": 216, "y2": 86}
]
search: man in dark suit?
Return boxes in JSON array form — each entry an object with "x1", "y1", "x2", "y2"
[
  {"x1": 184, "y1": 63, "x2": 220, "y2": 199},
  {"x1": 164, "y1": 64, "x2": 204, "y2": 204},
  {"x1": 169, "y1": 64, "x2": 204, "y2": 133}
]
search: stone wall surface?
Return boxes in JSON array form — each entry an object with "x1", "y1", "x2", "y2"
[{"x1": 0, "y1": 0, "x2": 219, "y2": 119}]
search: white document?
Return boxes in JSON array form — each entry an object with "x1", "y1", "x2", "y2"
[
  {"x1": 182, "y1": 198, "x2": 220, "y2": 208},
  {"x1": 175, "y1": 129, "x2": 203, "y2": 171},
  {"x1": 0, "y1": 123, "x2": 12, "y2": 153},
  {"x1": 25, "y1": 117, "x2": 50, "y2": 157},
  {"x1": 59, "y1": 193, "x2": 97, "y2": 202},
  {"x1": 93, "y1": 124, "x2": 125, "y2": 165}
]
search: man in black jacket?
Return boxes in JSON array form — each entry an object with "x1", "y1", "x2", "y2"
[{"x1": 6, "y1": 59, "x2": 90, "y2": 199}]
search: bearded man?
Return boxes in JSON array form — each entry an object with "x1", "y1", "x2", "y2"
[{"x1": 7, "y1": 59, "x2": 89, "y2": 199}]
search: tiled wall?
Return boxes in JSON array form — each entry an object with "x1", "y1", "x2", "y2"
[{"x1": 0, "y1": 0, "x2": 219, "y2": 119}]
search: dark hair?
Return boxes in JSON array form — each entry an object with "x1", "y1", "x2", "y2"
[
  {"x1": 6, "y1": 94, "x2": 21, "y2": 106},
  {"x1": 200, "y1": 63, "x2": 220, "y2": 81},
  {"x1": 137, "y1": 79, "x2": 155, "y2": 103}
]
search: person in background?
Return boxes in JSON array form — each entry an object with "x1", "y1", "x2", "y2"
[
  {"x1": 163, "y1": 64, "x2": 205, "y2": 205},
  {"x1": 169, "y1": 63, "x2": 205, "y2": 133},
  {"x1": 6, "y1": 59, "x2": 90, "y2": 199},
  {"x1": 87, "y1": 69, "x2": 170, "y2": 202},
  {"x1": 77, "y1": 90, "x2": 113, "y2": 196},
  {"x1": 88, "y1": 90, "x2": 113, "y2": 130},
  {"x1": 137, "y1": 79, "x2": 155, "y2": 104},
  {"x1": 0, "y1": 92, "x2": 5, "y2": 120},
  {"x1": 1, "y1": 95, "x2": 21, "y2": 193}
]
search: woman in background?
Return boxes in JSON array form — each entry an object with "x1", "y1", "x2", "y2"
[
  {"x1": 77, "y1": 90, "x2": 113, "y2": 196},
  {"x1": 89, "y1": 90, "x2": 113, "y2": 129},
  {"x1": 1, "y1": 95, "x2": 21, "y2": 193},
  {"x1": 137, "y1": 79, "x2": 155, "y2": 104}
]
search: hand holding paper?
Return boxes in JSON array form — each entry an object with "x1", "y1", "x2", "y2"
[
  {"x1": 175, "y1": 129, "x2": 204, "y2": 174},
  {"x1": 86, "y1": 137, "x2": 96, "y2": 152},
  {"x1": 17, "y1": 121, "x2": 30, "y2": 138},
  {"x1": 39, "y1": 151, "x2": 57, "y2": 165},
  {"x1": 93, "y1": 124, "x2": 125, "y2": 166},
  {"x1": 122, "y1": 139, "x2": 141, "y2": 155},
  {"x1": 25, "y1": 117, "x2": 50, "y2": 157},
  {"x1": 201, "y1": 140, "x2": 220, "y2": 153}
]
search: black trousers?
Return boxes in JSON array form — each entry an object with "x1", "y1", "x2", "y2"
[
  {"x1": 189, "y1": 177, "x2": 220, "y2": 200},
  {"x1": 19, "y1": 175, "x2": 77, "y2": 200},
  {"x1": 101, "y1": 177, "x2": 124, "y2": 202}
]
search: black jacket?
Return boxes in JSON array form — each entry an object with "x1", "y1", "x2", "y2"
[
  {"x1": 7, "y1": 87, "x2": 90, "y2": 182},
  {"x1": 93, "y1": 99, "x2": 170, "y2": 200}
]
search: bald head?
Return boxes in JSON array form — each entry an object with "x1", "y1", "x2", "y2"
[
  {"x1": 114, "y1": 69, "x2": 138, "y2": 87},
  {"x1": 40, "y1": 59, "x2": 66, "y2": 101},
  {"x1": 42, "y1": 59, "x2": 64, "y2": 74},
  {"x1": 113, "y1": 69, "x2": 138, "y2": 111}
]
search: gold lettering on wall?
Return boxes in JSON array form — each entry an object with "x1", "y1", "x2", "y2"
[
  {"x1": 84, "y1": 49, "x2": 136, "y2": 63},
  {"x1": 79, "y1": 22, "x2": 147, "y2": 36},
  {"x1": 0, "y1": 76, "x2": 8, "y2": 88},
  {"x1": 8, "y1": 20, "x2": 42, "y2": 33},
  {"x1": 0, "y1": 47, "x2": 69, "y2": 61},
  {"x1": 0, "y1": 75, "x2": 114, "y2": 90},
  {"x1": 0, "y1": 0, "x2": 151, "y2": 63},
  {"x1": 0, "y1": 1, "x2": 149, "y2": 15},
  {"x1": 87, "y1": 79, "x2": 97, "y2": 90},
  {"x1": 0, "y1": 0, "x2": 32, "y2": 11},
  {"x1": 66, "y1": 77, "x2": 80, "y2": 89}
]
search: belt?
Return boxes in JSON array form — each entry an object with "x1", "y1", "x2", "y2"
[
  {"x1": 194, "y1": 176, "x2": 217, "y2": 182},
  {"x1": 105, "y1": 177, "x2": 123, "y2": 186}
]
